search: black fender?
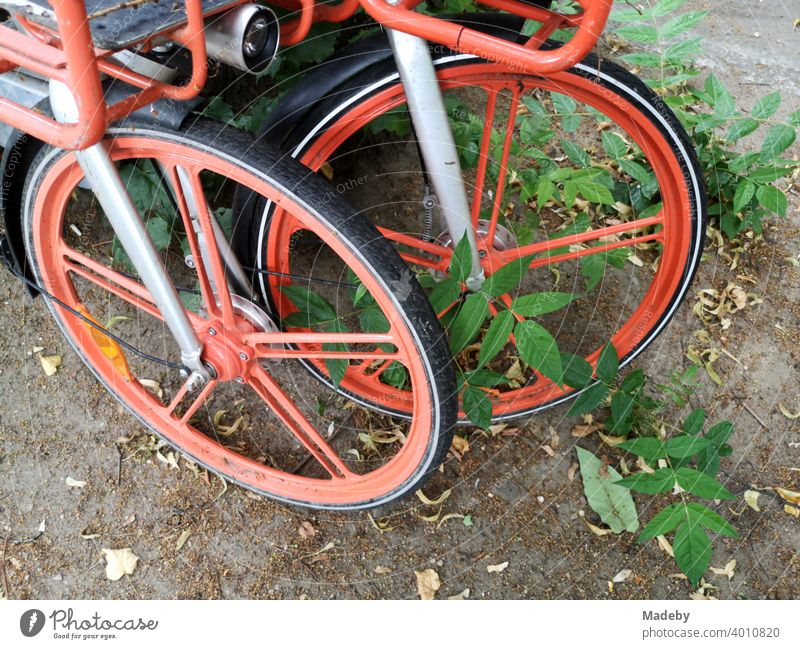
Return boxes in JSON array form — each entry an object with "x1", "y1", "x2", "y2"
[
  {"x1": 0, "y1": 85, "x2": 203, "y2": 297},
  {"x1": 258, "y1": 11, "x2": 539, "y2": 149}
]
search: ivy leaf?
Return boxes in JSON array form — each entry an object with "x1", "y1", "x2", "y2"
[
  {"x1": 686, "y1": 503, "x2": 739, "y2": 539},
  {"x1": 514, "y1": 320, "x2": 563, "y2": 385},
  {"x1": 477, "y1": 310, "x2": 515, "y2": 369},
  {"x1": 566, "y1": 382, "x2": 608, "y2": 417},
  {"x1": 510, "y1": 292, "x2": 576, "y2": 317},
  {"x1": 561, "y1": 354, "x2": 594, "y2": 389},
  {"x1": 673, "y1": 522, "x2": 712, "y2": 587},
  {"x1": 576, "y1": 447, "x2": 639, "y2": 533},
  {"x1": 448, "y1": 293, "x2": 490, "y2": 354},
  {"x1": 596, "y1": 342, "x2": 619, "y2": 384},
  {"x1": 664, "y1": 435, "x2": 712, "y2": 460},
  {"x1": 637, "y1": 503, "x2": 684, "y2": 542},
  {"x1": 615, "y1": 468, "x2": 675, "y2": 495},
  {"x1": 674, "y1": 467, "x2": 734, "y2": 500},
  {"x1": 482, "y1": 255, "x2": 534, "y2": 297},
  {"x1": 463, "y1": 385, "x2": 492, "y2": 430}
]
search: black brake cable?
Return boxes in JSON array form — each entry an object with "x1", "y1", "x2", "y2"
[{"x1": 2, "y1": 255, "x2": 189, "y2": 373}]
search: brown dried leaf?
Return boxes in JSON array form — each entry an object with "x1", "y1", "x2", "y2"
[
  {"x1": 487, "y1": 561, "x2": 509, "y2": 574},
  {"x1": 298, "y1": 521, "x2": 316, "y2": 539},
  {"x1": 100, "y1": 548, "x2": 139, "y2": 581},
  {"x1": 774, "y1": 487, "x2": 800, "y2": 505},
  {"x1": 39, "y1": 354, "x2": 62, "y2": 376},
  {"x1": 415, "y1": 568, "x2": 441, "y2": 600}
]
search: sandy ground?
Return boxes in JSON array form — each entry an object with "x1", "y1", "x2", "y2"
[{"x1": 0, "y1": 0, "x2": 798, "y2": 600}]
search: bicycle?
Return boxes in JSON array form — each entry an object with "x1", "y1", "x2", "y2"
[
  {"x1": 0, "y1": 0, "x2": 705, "y2": 509},
  {"x1": 232, "y1": 0, "x2": 706, "y2": 424},
  {"x1": 0, "y1": 0, "x2": 458, "y2": 509}
]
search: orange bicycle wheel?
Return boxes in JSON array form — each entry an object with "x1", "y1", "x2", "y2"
[
  {"x1": 22, "y1": 119, "x2": 456, "y2": 509},
  {"x1": 239, "y1": 47, "x2": 705, "y2": 423}
]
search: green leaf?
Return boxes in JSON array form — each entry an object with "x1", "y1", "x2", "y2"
[
  {"x1": 550, "y1": 92, "x2": 577, "y2": 116},
  {"x1": 756, "y1": 185, "x2": 788, "y2": 217},
  {"x1": 609, "y1": 391, "x2": 635, "y2": 435},
  {"x1": 751, "y1": 92, "x2": 781, "y2": 120},
  {"x1": 748, "y1": 165, "x2": 793, "y2": 183},
  {"x1": 653, "y1": 0, "x2": 688, "y2": 15},
  {"x1": 463, "y1": 385, "x2": 492, "y2": 430},
  {"x1": 449, "y1": 234, "x2": 474, "y2": 283},
  {"x1": 574, "y1": 177, "x2": 615, "y2": 205},
  {"x1": 682, "y1": 408, "x2": 706, "y2": 435},
  {"x1": 618, "y1": 437, "x2": 667, "y2": 461},
  {"x1": 638, "y1": 503, "x2": 684, "y2": 542},
  {"x1": 661, "y1": 11, "x2": 708, "y2": 39},
  {"x1": 281, "y1": 285, "x2": 336, "y2": 325},
  {"x1": 601, "y1": 131, "x2": 628, "y2": 159},
  {"x1": 561, "y1": 138, "x2": 590, "y2": 167},
  {"x1": 580, "y1": 253, "x2": 605, "y2": 292},
  {"x1": 686, "y1": 502, "x2": 739, "y2": 538},
  {"x1": 478, "y1": 310, "x2": 515, "y2": 368},
  {"x1": 576, "y1": 447, "x2": 639, "y2": 533},
  {"x1": 615, "y1": 468, "x2": 676, "y2": 495},
  {"x1": 323, "y1": 319, "x2": 348, "y2": 388},
  {"x1": 674, "y1": 467, "x2": 734, "y2": 500},
  {"x1": 561, "y1": 354, "x2": 594, "y2": 389},
  {"x1": 759, "y1": 124, "x2": 796, "y2": 162},
  {"x1": 696, "y1": 421, "x2": 734, "y2": 476},
  {"x1": 620, "y1": 52, "x2": 664, "y2": 68},
  {"x1": 536, "y1": 176, "x2": 556, "y2": 209},
  {"x1": 482, "y1": 255, "x2": 534, "y2": 297},
  {"x1": 145, "y1": 217, "x2": 172, "y2": 251},
  {"x1": 514, "y1": 320, "x2": 563, "y2": 385},
  {"x1": 705, "y1": 73, "x2": 736, "y2": 119},
  {"x1": 665, "y1": 435, "x2": 712, "y2": 460},
  {"x1": 381, "y1": 361, "x2": 408, "y2": 389},
  {"x1": 732, "y1": 180, "x2": 756, "y2": 213},
  {"x1": 726, "y1": 118, "x2": 760, "y2": 143},
  {"x1": 596, "y1": 342, "x2": 619, "y2": 384},
  {"x1": 448, "y1": 293, "x2": 490, "y2": 354},
  {"x1": 615, "y1": 24, "x2": 659, "y2": 44},
  {"x1": 429, "y1": 277, "x2": 463, "y2": 314},
  {"x1": 619, "y1": 369, "x2": 646, "y2": 395},
  {"x1": 566, "y1": 382, "x2": 609, "y2": 417},
  {"x1": 511, "y1": 292, "x2": 576, "y2": 317},
  {"x1": 673, "y1": 522, "x2": 712, "y2": 586}
]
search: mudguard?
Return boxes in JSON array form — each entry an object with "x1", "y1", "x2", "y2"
[
  {"x1": 258, "y1": 11, "x2": 536, "y2": 148},
  {"x1": 0, "y1": 86, "x2": 203, "y2": 297}
]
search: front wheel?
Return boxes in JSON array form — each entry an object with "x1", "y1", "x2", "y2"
[
  {"x1": 238, "y1": 44, "x2": 706, "y2": 423},
  {"x1": 22, "y1": 119, "x2": 457, "y2": 509}
]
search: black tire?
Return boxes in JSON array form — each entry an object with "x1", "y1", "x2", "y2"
[
  {"x1": 235, "y1": 43, "x2": 706, "y2": 423},
  {"x1": 21, "y1": 118, "x2": 457, "y2": 509}
]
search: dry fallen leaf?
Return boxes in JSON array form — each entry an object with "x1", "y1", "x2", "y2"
[
  {"x1": 657, "y1": 535, "x2": 675, "y2": 557},
  {"x1": 156, "y1": 451, "x2": 179, "y2": 470},
  {"x1": 39, "y1": 354, "x2": 62, "y2": 376},
  {"x1": 487, "y1": 561, "x2": 509, "y2": 574},
  {"x1": 710, "y1": 559, "x2": 736, "y2": 579},
  {"x1": 784, "y1": 505, "x2": 799, "y2": 518},
  {"x1": 416, "y1": 488, "x2": 451, "y2": 506},
  {"x1": 744, "y1": 490, "x2": 761, "y2": 512},
  {"x1": 80, "y1": 528, "x2": 99, "y2": 540},
  {"x1": 779, "y1": 404, "x2": 800, "y2": 420},
  {"x1": 298, "y1": 521, "x2": 316, "y2": 539},
  {"x1": 100, "y1": 548, "x2": 139, "y2": 581},
  {"x1": 66, "y1": 477, "x2": 87, "y2": 488},
  {"x1": 451, "y1": 435, "x2": 469, "y2": 454},
  {"x1": 374, "y1": 566, "x2": 392, "y2": 575},
  {"x1": 612, "y1": 569, "x2": 633, "y2": 583},
  {"x1": 448, "y1": 588, "x2": 470, "y2": 600},
  {"x1": 415, "y1": 568, "x2": 441, "y2": 600},
  {"x1": 774, "y1": 488, "x2": 800, "y2": 505},
  {"x1": 175, "y1": 530, "x2": 191, "y2": 552},
  {"x1": 139, "y1": 378, "x2": 163, "y2": 399},
  {"x1": 567, "y1": 462, "x2": 579, "y2": 482}
]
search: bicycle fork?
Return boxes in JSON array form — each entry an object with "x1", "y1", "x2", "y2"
[
  {"x1": 385, "y1": 25, "x2": 485, "y2": 291},
  {"x1": 49, "y1": 80, "x2": 221, "y2": 387}
]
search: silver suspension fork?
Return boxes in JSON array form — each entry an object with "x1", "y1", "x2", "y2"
[
  {"x1": 385, "y1": 26, "x2": 485, "y2": 290},
  {"x1": 48, "y1": 80, "x2": 210, "y2": 385}
]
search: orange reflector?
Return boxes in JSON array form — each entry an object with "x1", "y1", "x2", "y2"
[{"x1": 77, "y1": 306, "x2": 133, "y2": 381}]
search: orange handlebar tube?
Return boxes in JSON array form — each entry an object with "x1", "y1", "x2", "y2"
[{"x1": 358, "y1": 0, "x2": 613, "y2": 75}]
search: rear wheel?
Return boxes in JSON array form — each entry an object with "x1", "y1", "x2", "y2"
[
  {"x1": 22, "y1": 119, "x2": 456, "y2": 509},
  {"x1": 238, "y1": 47, "x2": 706, "y2": 423}
]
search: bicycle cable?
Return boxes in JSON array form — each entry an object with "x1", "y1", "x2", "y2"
[{"x1": 0, "y1": 242, "x2": 189, "y2": 373}]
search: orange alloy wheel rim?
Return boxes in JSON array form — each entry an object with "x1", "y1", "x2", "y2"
[
  {"x1": 266, "y1": 63, "x2": 695, "y2": 420},
  {"x1": 30, "y1": 135, "x2": 438, "y2": 506}
]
